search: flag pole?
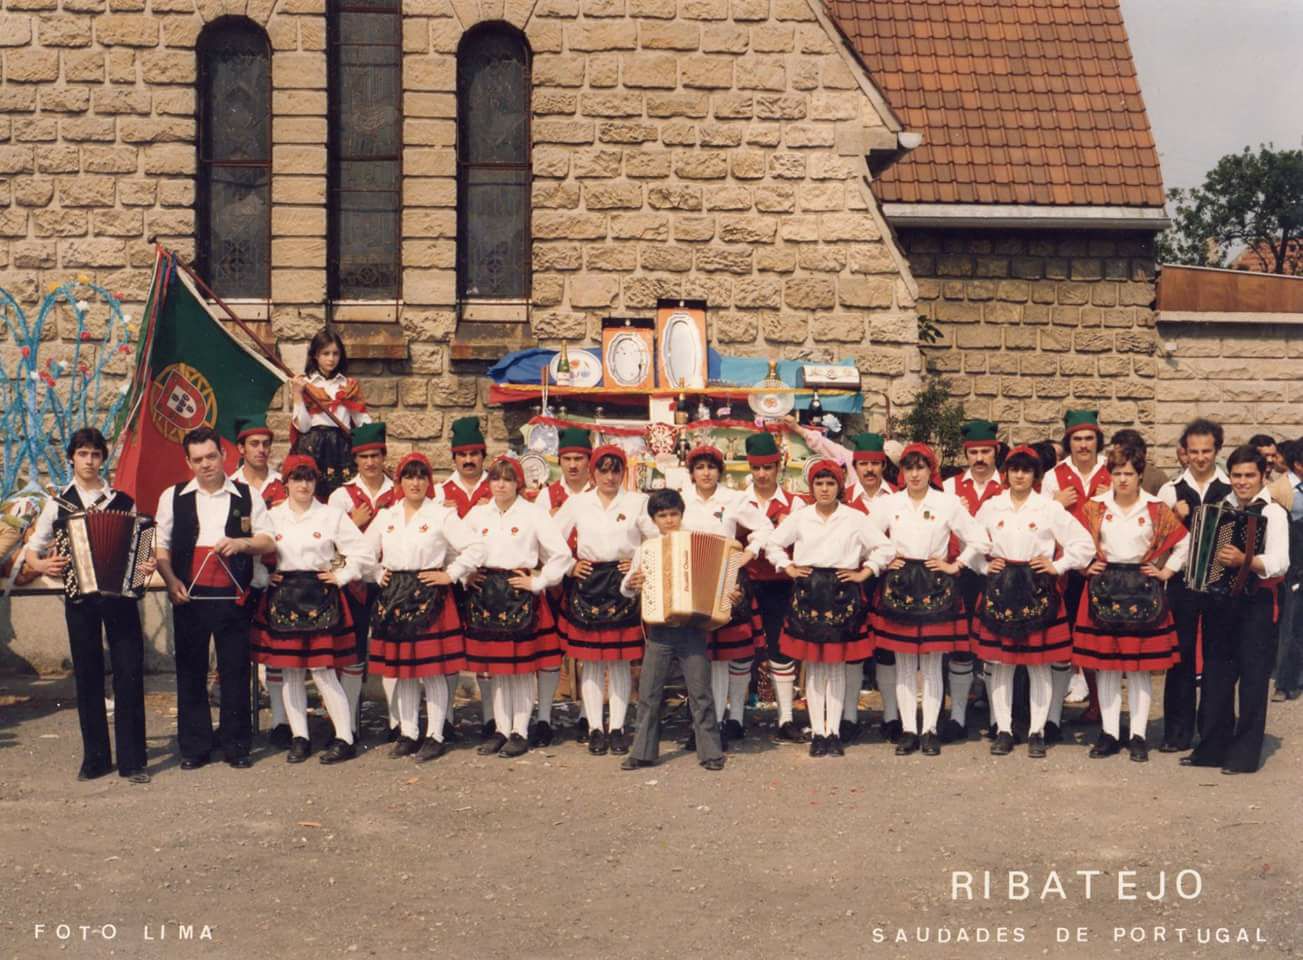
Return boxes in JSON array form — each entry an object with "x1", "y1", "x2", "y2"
[{"x1": 170, "y1": 255, "x2": 351, "y2": 435}]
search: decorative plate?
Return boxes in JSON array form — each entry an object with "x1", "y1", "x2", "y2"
[
  {"x1": 749, "y1": 389, "x2": 795, "y2": 419},
  {"x1": 520, "y1": 453, "x2": 551, "y2": 490},
  {"x1": 525, "y1": 422, "x2": 558, "y2": 455},
  {"x1": 548, "y1": 350, "x2": 603, "y2": 388},
  {"x1": 604, "y1": 332, "x2": 652, "y2": 388},
  {"x1": 644, "y1": 422, "x2": 677, "y2": 455}
]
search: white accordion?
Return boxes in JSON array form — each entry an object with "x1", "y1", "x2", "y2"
[{"x1": 639, "y1": 531, "x2": 746, "y2": 630}]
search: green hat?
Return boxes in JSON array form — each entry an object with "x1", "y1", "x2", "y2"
[
  {"x1": 450, "y1": 416, "x2": 485, "y2": 452},
  {"x1": 351, "y1": 421, "x2": 386, "y2": 453},
  {"x1": 744, "y1": 432, "x2": 781, "y2": 465},
  {"x1": 1062, "y1": 409, "x2": 1103, "y2": 441},
  {"x1": 235, "y1": 415, "x2": 272, "y2": 443},
  {"x1": 960, "y1": 420, "x2": 999, "y2": 448},
  {"x1": 557, "y1": 427, "x2": 593, "y2": 456},
  {"x1": 849, "y1": 432, "x2": 886, "y2": 462}
]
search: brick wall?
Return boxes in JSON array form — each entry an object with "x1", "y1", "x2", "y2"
[{"x1": 0, "y1": 0, "x2": 923, "y2": 471}]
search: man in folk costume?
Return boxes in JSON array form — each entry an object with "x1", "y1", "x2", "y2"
[
  {"x1": 540, "y1": 426, "x2": 594, "y2": 745},
  {"x1": 738, "y1": 431, "x2": 807, "y2": 743},
  {"x1": 229, "y1": 415, "x2": 290, "y2": 745},
  {"x1": 440, "y1": 416, "x2": 495, "y2": 739},
  {"x1": 1182, "y1": 446, "x2": 1290, "y2": 774},
  {"x1": 1155, "y1": 418, "x2": 1231, "y2": 752},
  {"x1": 843, "y1": 432, "x2": 902, "y2": 742},
  {"x1": 938, "y1": 419, "x2": 1005, "y2": 742},
  {"x1": 326, "y1": 421, "x2": 394, "y2": 740},
  {"x1": 154, "y1": 426, "x2": 275, "y2": 770},
  {"x1": 23, "y1": 427, "x2": 156, "y2": 783},
  {"x1": 1040, "y1": 409, "x2": 1112, "y2": 734}
]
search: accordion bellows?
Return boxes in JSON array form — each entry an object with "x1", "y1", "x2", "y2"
[
  {"x1": 59, "y1": 510, "x2": 155, "y2": 600},
  {"x1": 640, "y1": 531, "x2": 746, "y2": 630}
]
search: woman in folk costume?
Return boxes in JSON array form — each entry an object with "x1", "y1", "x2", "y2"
[
  {"x1": 290, "y1": 327, "x2": 371, "y2": 501},
  {"x1": 966, "y1": 445, "x2": 1094, "y2": 758},
  {"x1": 868, "y1": 443, "x2": 991, "y2": 757},
  {"x1": 553, "y1": 445, "x2": 656, "y2": 756},
  {"x1": 1074, "y1": 442, "x2": 1188, "y2": 763},
  {"x1": 367, "y1": 452, "x2": 484, "y2": 761},
  {"x1": 681, "y1": 444, "x2": 773, "y2": 746},
  {"x1": 251, "y1": 455, "x2": 375, "y2": 764},
  {"x1": 462, "y1": 456, "x2": 572, "y2": 758},
  {"x1": 765, "y1": 460, "x2": 891, "y2": 757}
]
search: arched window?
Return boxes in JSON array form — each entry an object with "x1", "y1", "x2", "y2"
[
  {"x1": 457, "y1": 26, "x2": 531, "y2": 301},
  {"x1": 328, "y1": 0, "x2": 402, "y2": 301},
  {"x1": 196, "y1": 18, "x2": 271, "y2": 300}
]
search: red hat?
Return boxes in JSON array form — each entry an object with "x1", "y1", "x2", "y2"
[
  {"x1": 806, "y1": 458, "x2": 846, "y2": 491},
  {"x1": 395, "y1": 451, "x2": 433, "y2": 477},
  {"x1": 281, "y1": 453, "x2": 319, "y2": 476},
  {"x1": 488, "y1": 454, "x2": 525, "y2": 489},
  {"x1": 589, "y1": 444, "x2": 628, "y2": 473},
  {"x1": 1005, "y1": 444, "x2": 1040, "y2": 463},
  {"x1": 899, "y1": 442, "x2": 939, "y2": 473},
  {"x1": 686, "y1": 445, "x2": 725, "y2": 469}
]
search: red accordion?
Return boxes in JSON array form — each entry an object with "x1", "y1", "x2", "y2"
[{"x1": 56, "y1": 510, "x2": 156, "y2": 600}]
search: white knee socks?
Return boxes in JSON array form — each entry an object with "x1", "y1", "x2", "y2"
[
  {"x1": 536, "y1": 668, "x2": 560, "y2": 726},
  {"x1": 920, "y1": 652, "x2": 944, "y2": 734},
  {"x1": 1048, "y1": 663, "x2": 1072, "y2": 725},
  {"x1": 727, "y1": 659, "x2": 752, "y2": 725},
  {"x1": 421, "y1": 676, "x2": 449, "y2": 742},
  {"x1": 264, "y1": 665, "x2": 286, "y2": 727},
  {"x1": 877, "y1": 662, "x2": 899, "y2": 723},
  {"x1": 395, "y1": 678, "x2": 421, "y2": 740},
  {"x1": 769, "y1": 659, "x2": 797, "y2": 725},
  {"x1": 990, "y1": 662, "x2": 1016, "y2": 734},
  {"x1": 339, "y1": 664, "x2": 363, "y2": 734},
  {"x1": 1097, "y1": 669, "x2": 1123, "y2": 738},
  {"x1": 282, "y1": 668, "x2": 309, "y2": 739},
  {"x1": 382, "y1": 676, "x2": 400, "y2": 729},
  {"x1": 895, "y1": 652, "x2": 919, "y2": 734},
  {"x1": 580, "y1": 663, "x2": 607, "y2": 733},
  {"x1": 806, "y1": 662, "x2": 828, "y2": 737},
  {"x1": 608, "y1": 661, "x2": 631, "y2": 730},
  {"x1": 948, "y1": 657, "x2": 975, "y2": 727},
  {"x1": 843, "y1": 662, "x2": 861, "y2": 724},
  {"x1": 490, "y1": 674, "x2": 535, "y2": 739},
  {"x1": 1028, "y1": 664, "x2": 1053, "y2": 736},
  {"x1": 311, "y1": 667, "x2": 354, "y2": 744},
  {"x1": 1127, "y1": 672, "x2": 1152, "y2": 741}
]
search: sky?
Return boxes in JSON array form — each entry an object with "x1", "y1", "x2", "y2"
[{"x1": 1120, "y1": 0, "x2": 1303, "y2": 194}]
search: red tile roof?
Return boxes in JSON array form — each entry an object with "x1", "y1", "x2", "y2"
[{"x1": 825, "y1": 0, "x2": 1165, "y2": 208}]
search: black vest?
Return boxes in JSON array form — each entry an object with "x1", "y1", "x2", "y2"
[
  {"x1": 1172, "y1": 476, "x2": 1233, "y2": 524},
  {"x1": 52, "y1": 484, "x2": 135, "y2": 535},
  {"x1": 168, "y1": 481, "x2": 254, "y2": 590}
]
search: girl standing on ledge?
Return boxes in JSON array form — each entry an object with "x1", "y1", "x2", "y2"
[{"x1": 290, "y1": 326, "x2": 371, "y2": 501}]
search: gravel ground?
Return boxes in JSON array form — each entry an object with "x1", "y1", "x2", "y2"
[{"x1": 0, "y1": 671, "x2": 1300, "y2": 960}]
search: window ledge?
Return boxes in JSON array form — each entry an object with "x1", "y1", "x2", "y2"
[{"x1": 453, "y1": 299, "x2": 533, "y2": 361}]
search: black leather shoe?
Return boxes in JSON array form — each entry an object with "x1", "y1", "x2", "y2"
[
  {"x1": 722, "y1": 718, "x2": 744, "y2": 742},
  {"x1": 920, "y1": 732, "x2": 941, "y2": 756},
  {"x1": 390, "y1": 736, "x2": 420, "y2": 758},
  {"x1": 227, "y1": 755, "x2": 253, "y2": 769},
  {"x1": 894, "y1": 733, "x2": 919, "y2": 756},
  {"x1": 621, "y1": 756, "x2": 654, "y2": 771},
  {"x1": 808, "y1": 735, "x2": 828, "y2": 758},
  {"x1": 1158, "y1": 736, "x2": 1191, "y2": 753},
  {"x1": 1180, "y1": 755, "x2": 1220, "y2": 768},
  {"x1": 1089, "y1": 733, "x2": 1121, "y2": 759},
  {"x1": 839, "y1": 719, "x2": 862, "y2": 744},
  {"x1": 319, "y1": 739, "x2": 356, "y2": 765},
  {"x1": 1027, "y1": 733, "x2": 1047, "y2": 759},
  {"x1": 476, "y1": 733, "x2": 507, "y2": 756},
  {"x1": 480, "y1": 719, "x2": 497, "y2": 740},
  {"x1": 588, "y1": 729, "x2": 609, "y2": 755},
  {"x1": 776, "y1": 720, "x2": 806, "y2": 743},
  {"x1": 500, "y1": 733, "x2": 529, "y2": 758},
  {"x1": 180, "y1": 756, "x2": 210, "y2": 771},
  {"x1": 608, "y1": 728, "x2": 629, "y2": 755},
  {"x1": 575, "y1": 717, "x2": 590, "y2": 743},
  {"x1": 1044, "y1": 721, "x2": 1063, "y2": 745},
  {"x1": 528, "y1": 720, "x2": 553, "y2": 748},
  {"x1": 938, "y1": 718, "x2": 966, "y2": 743},
  {"x1": 1127, "y1": 736, "x2": 1149, "y2": 763},
  {"x1": 268, "y1": 724, "x2": 293, "y2": 749},
  {"x1": 386, "y1": 725, "x2": 400, "y2": 744},
  {"x1": 826, "y1": 734, "x2": 845, "y2": 757},
  {"x1": 77, "y1": 764, "x2": 114, "y2": 781},
  {"x1": 1220, "y1": 767, "x2": 1249, "y2": 776},
  {"x1": 880, "y1": 718, "x2": 902, "y2": 743},
  {"x1": 415, "y1": 737, "x2": 448, "y2": 763},
  {"x1": 991, "y1": 731, "x2": 1014, "y2": 756},
  {"x1": 286, "y1": 738, "x2": 310, "y2": 764},
  {"x1": 122, "y1": 769, "x2": 151, "y2": 784},
  {"x1": 443, "y1": 719, "x2": 460, "y2": 743},
  {"x1": 700, "y1": 757, "x2": 725, "y2": 771}
]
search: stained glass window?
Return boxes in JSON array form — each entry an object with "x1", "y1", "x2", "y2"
[
  {"x1": 458, "y1": 27, "x2": 531, "y2": 301},
  {"x1": 328, "y1": 0, "x2": 401, "y2": 300},
  {"x1": 197, "y1": 19, "x2": 271, "y2": 300}
]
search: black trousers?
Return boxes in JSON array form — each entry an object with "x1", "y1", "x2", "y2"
[
  {"x1": 345, "y1": 583, "x2": 379, "y2": 663},
  {"x1": 65, "y1": 597, "x2": 147, "y2": 776},
  {"x1": 1274, "y1": 578, "x2": 1303, "y2": 695},
  {"x1": 173, "y1": 599, "x2": 252, "y2": 760},
  {"x1": 1163, "y1": 580, "x2": 1207, "y2": 747},
  {"x1": 1190, "y1": 590, "x2": 1277, "y2": 773},
  {"x1": 755, "y1": 580, "x2": 793, "y2": 664}
]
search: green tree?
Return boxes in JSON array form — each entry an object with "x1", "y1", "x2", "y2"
[
  {"x1": 1156, "y1": 144, "x2": 1303, "y2": 274},
  {"x1": 888, "y1": 373, "x2": 966, "y2": 467}
]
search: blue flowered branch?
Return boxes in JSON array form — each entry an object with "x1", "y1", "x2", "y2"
[{"x1": 0, "y1": 279, "x2": 138, "y2": 501}]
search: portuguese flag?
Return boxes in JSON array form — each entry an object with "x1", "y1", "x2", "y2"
[{"x1": 114, "y1": 247, "x2": 286, "y2": 515}]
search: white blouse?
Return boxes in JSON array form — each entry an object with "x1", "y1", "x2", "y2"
[
  {"x1": 266, "y1": 499, "x2": 374, "y2": 588},
  {"x1": 1091, "y1": 490, "x2": 1189, "y2": 572},
  {"x1": 765, "y1": 503, "x2": 893, "y2": 573},
  {"x1": 465, "y1": 496, "x2": 574, "y2": 594},
  {"x1": 867, "y1": 488, "x2": 991, "y2": 565},
  {"x1": 553, "y1": 488, "x2": 658, "y2": 562},
  {"x1": 292, "y1": 372, "x2": 372, "y2": 432},
  {"x1": 366, "y1": 499, "x2": 484, "y2": 584},
  {"x1": 966, "y1": 490, "x2": 1095, "y2": 575},
  {"x1": 682, "y1": 484, "x2": 773, "y2": 553}
]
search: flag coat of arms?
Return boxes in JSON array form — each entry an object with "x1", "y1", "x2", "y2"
[{"x1": 114, "y1": 248, "x2": 286, "y2": 515}]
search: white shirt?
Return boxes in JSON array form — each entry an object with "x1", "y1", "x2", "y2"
[
  {"x1": 327, "y1": 475, "x2": 394, "y2": 514},
  {"x1": 465, "y1": 496, "x2": 574, "y2": 594},
  {"x1": 846, "y1": 479, "x2": 892, "y2": 511},
  {"x1": 229, "y1": 465, "x2": 282, "y2": 500},
  {"x1": 943, "y1": 468, "x2": 1003, "y2": 510},
  {"x1": 682, "y1": 484, "x2": 773, "y2": 553},
  {"x1": 155, "y1": 477, "x2": 273, "y2": 551},
  {"x1": 1222, "y1": 488, "x2": 1290, "y2": 581},
  {"x1": 553, "y1": 488, "x2": 658, "y2": 562},
  {"x1": 1090, "y1": 490, "x2": 1189, "y2": 572},
  {"x1": 1041, "y1": 454, "x2": 1108, "y2": 500},
  {"x1": 265, "y1": 499, "x2": 373, "y2": 587},
  {"x1": 292, "y1": 372, "x2": 372, "y2": 432},
  {"x1": 27, "y1": 480, "x2": 113, "y2": 555},
  {"x1": 741, "y1": 485, "x2": 807, "y2": 520},
  {"x1": 966, "y1": 490, "x2": 1094, "y2": 576},
  {"x1": 867, "y1": 488, "x2": 991, "y2": 565},
  {"x1": 1156, "y1": 466, "x2": 1230, "y2": 508},
  {"x1": 765, "y1": 502, "x2": 893, "y2": 573},
  {"x1": 367, "y1": 499, "x2": 485, "y2": 584}
]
